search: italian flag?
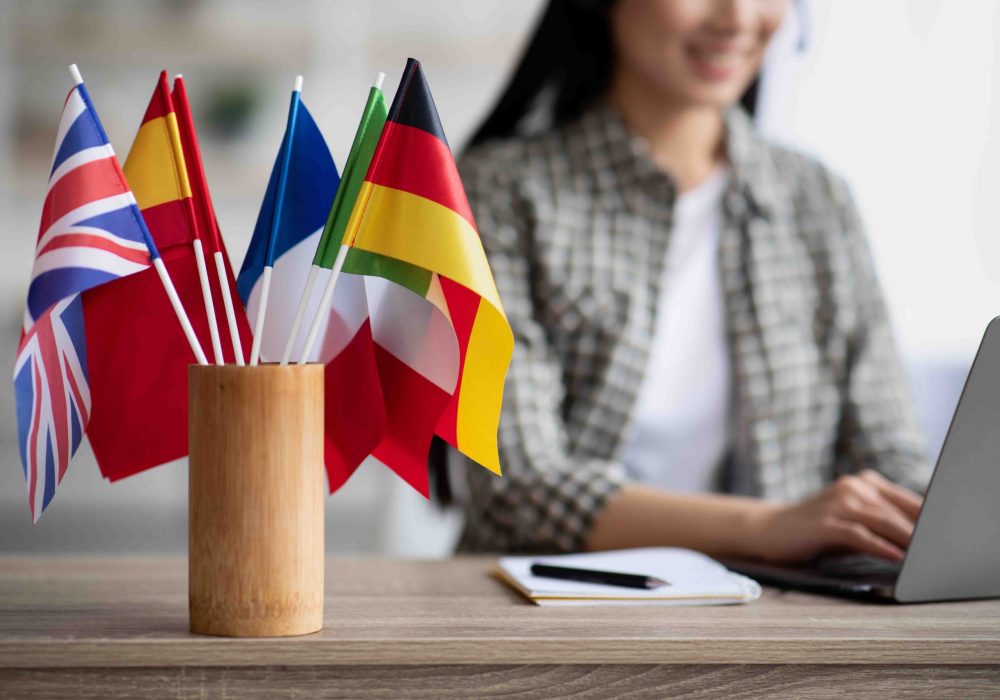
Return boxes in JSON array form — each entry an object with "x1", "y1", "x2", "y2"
[{"x1": 301, "y1": 80, "x2": 389, "y2": 492}]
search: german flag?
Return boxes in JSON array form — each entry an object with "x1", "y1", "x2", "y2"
[{"x1": 342, "y1": 58, "x2": 513, "y2": 494}]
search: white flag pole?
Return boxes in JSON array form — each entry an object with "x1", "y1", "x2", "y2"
[
  {"x1": 175, "y1": 74, "x2": 245, "y2": 365},
  {"x1": 249, "y1": 74, "x2": 303, "y2": 366},
  {"x1": 153, "y1": 259, "x2": 209, "y2": 365},
  {"x1": 70, "y1": 64, "x2": 208, "y2": 366},
  {"x1": 214, "y1": 251, "x2": 246, "y2": 365},
  {"x1": 293, "y1": 70, "x2": 385, "y2": 366},
  {"x1": 175, "y1": 74, "x2": 224, "y2": 366},
  {"x1": 279, "y1": 264, "x2": 319, "y2": 365},
  {"x1": 192, "y1": 239, "x2": 224, "y2": 364},
  {"x1": 248, "y1": 264, "x2": 272, "y2": 365},
  {"x1": 297, "y1": 243, "x2": 348, "y2": 364}
]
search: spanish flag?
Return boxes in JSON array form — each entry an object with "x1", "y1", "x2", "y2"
[
  {"x1": 342, "y1": 58, "x2": 513, "y2": 494},
  {"x1": 83, "y1": 71, "x2": 250, "y2": 480}
]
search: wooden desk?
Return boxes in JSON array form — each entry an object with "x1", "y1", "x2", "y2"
[{"x1": 1, "y1": 556, "x2": 998, "y2": 698}]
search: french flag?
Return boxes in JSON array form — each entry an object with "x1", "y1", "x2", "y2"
[{"x1": 237, "y1": 84, "x2": 385, "y2": 491}]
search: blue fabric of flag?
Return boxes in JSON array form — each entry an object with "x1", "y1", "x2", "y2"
[
  {"x1": 50, "y1": 109, "x2": 108, "y2": 175},
  {"x1": 43, "y1": 433, "x2": 56, "y2": 510},
  {"x1": 13, "y1": 358, "x2": 33, "y2": 479},
  {"x1": 237, "y1": 101, "x2": 339, "y2": 304},
  {"x1": 76, "y1": 206, "x2": 150, "y2": 246},
  {"x1": 28, "y1": 268, "x2": 118, "y2": 322},
  {"x1": 61, "y1": 294, "x2": 89, "y2": 382}
]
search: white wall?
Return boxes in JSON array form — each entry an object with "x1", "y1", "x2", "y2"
[
  {"x1": 754, "y1": 0, "x2": 998, "y2": 459},
  {"x1": 759, "y1": 0, "x2": 999, "y2": 362}
]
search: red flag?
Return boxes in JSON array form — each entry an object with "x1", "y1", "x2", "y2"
[
  {"x1": 82, "y1": 71, "x2": 246, "y2": 480},
  {"x1": 172, "y1": 75, "x2": 251, "y2": 364}
]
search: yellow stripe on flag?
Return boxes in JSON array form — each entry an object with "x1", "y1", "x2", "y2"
[
  {"x1": 347, "y1": 179, "x2": 513, "y2": 476},
  {"x1": 456, "y1": 300, "x2": 513, "y2": 475},
  {"x1": 350, "y1": 182, "x2": 505, "y2": 315},
  {"x1": 123, "y1": 113, "x2": 192, "y2": 210}
]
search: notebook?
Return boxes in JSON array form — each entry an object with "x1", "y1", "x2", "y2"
[{"x1": 495, "y1": 547, "x2": 761, "y2": 606}]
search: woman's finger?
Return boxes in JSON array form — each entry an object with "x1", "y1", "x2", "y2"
[
  {"x1": 858, "y1": 470, "x2": 923, "y2": 520},
  {"x1": 826, "y1": 519, "x2": 905, "y2": 560},
  {"x1": 841, "y1": 502, "x2": 914, "y2": 549}
]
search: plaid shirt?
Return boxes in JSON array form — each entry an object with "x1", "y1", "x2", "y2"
[{"x1": 454, "y1": 103, "x2": 929, "y2": 554}]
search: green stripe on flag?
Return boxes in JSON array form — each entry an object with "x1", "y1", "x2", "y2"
[
  {"x1": 313, "y1": 85, "x2": 388, "y2": 268},
  {"x1": 344, "y1": 248, "x2": 433, "y2": 298}
]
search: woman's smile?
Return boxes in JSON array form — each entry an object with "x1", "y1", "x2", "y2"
[{"x1": 685, "y1": 43, "x2": 754, "y2": 82}]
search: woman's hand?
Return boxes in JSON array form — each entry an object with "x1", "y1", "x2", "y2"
[
  {"x1": 585, "y1": 472, "x2": 922, "y2": 562},
  {"x1": 748, "y1": 470, "x2": 924, "y2": 563}
]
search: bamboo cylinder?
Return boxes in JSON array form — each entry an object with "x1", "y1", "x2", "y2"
[{"x1": 188, "y1": 364, "x2": 325, "y2": 637}]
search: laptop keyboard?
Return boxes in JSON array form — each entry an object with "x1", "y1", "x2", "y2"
[{"x1": 812, "y1": 555, "x2": 902, "y2": 586}]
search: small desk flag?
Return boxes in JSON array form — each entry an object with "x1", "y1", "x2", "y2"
[
  {"x1": 83, "y1": 71, "x2": 248, "y2": 481},
  {"x1": 342, "y1": 58, "x2": 514, "y2": 495},
  {"x1": 13, "y1": 72, "x2": 157, "y2": 521},
  {"x1": 172, "y1": 75, "x2": 251, "y2": 365},
  {"x1": 237, "y1": 82, "x2": 338, "y2": 362}
]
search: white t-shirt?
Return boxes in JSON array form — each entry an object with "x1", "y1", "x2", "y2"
[{"x1": 619, "y1": 167, "x2": 732, "y2": 493}]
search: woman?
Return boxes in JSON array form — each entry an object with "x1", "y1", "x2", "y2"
[{"x1": 455, "y1": 0, "x2": 929, "y2": 560}]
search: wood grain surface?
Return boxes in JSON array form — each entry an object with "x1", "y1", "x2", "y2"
[
  {"x1": 188, "y1": 364, "x2": 325, "y2": 637},
  {"x1": 0, "y1": 556, "x2": 998, "y2": 697},
  {"x1": 3, "y1": 665, "x2": 1000, "y2": 699}
]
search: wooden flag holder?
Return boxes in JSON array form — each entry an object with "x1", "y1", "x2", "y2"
[{"x1": 188, "y1": 364, "x2": 325, "y2": 637}]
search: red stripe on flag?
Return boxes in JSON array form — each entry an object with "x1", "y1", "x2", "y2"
[
  {"x1": 367, "y1": 122, "x2": 475, "y2": 227},
  {"x1": 142, "y1": 71, "x2": 174, "y2": 124},
  {"x1": 370, "y1": 343, "x2": 452, "y2": 498},
  {"x1": 63, "y1": 350, "x2": 90, "y2": 426},
  {"x1": 172, "y1": 77, "x2": 225, "y2": 255},
  {"x1": 38, "y1": 233, "x2": 150, "y2": 265},
  {"x1": 18, "y1": 317, "x2": 40, "y2": 348},
  {"x1": 324, "y1": 319, "x2": 386, "y2": 493},
  {"x1": 39, "y1": 158, "x2": 126, "y2": 235},
  {"x1": 36, "y1": 316, "x2": 69, "y2": 481},
  {"x1": 37, "y1": 319, "x2": 69, "y2": 481},
  {"x1": 434, "y1": 277, "x2": 481, "y2": 447},
  {"x1": 140, "y1": 198, "x2": 195, "y2": 250}
]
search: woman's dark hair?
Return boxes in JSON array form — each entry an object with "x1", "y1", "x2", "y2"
[{"x1": 467, "y1": 0, "x2": 760, "y2": 151}]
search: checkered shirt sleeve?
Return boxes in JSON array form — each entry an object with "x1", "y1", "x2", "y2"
[{"x1": 455, "y1": 147, "x2": 633, "y2": 554}]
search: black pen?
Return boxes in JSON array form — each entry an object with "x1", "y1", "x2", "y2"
[{"x1": 530, "y1": 563, "x2": 668, "y2": 590}]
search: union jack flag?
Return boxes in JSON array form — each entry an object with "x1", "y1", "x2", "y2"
[{"x1": 14, "y1": 74, "x2": 156, "y2": 522}]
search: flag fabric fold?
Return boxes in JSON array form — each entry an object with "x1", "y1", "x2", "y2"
[
  {"x1": 14, "y1": 76, "x2": 156, "y2": 521},
  {"x1": 341, "y1": 58, "x2": 514, "y2": 496}
]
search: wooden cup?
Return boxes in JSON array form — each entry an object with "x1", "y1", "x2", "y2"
[{"x1": 188, "y1": 364, "x2": 325, "y2": 637}]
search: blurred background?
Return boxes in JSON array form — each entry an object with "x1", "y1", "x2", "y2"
[{"x1": 0, "y1": 0, "x2": 995, "y2": 556}]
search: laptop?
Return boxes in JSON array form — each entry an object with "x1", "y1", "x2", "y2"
[{"x1": 724, "y1": 317, "x2": 1000, "y2": 603}]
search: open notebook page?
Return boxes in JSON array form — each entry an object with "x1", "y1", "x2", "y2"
[{"x1": 496, "y1": 547, "x2": 761, "y2": 606}]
